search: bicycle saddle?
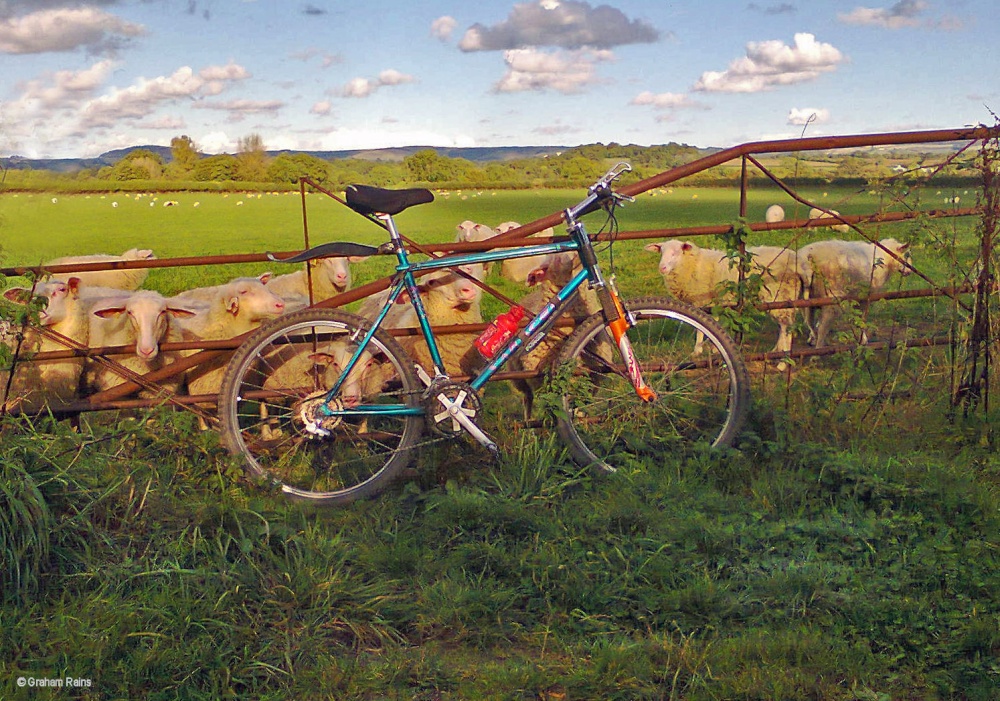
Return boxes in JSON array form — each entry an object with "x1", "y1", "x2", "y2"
[{"x1": 346, "y1": 184, "x2": 434, "y2": 216}]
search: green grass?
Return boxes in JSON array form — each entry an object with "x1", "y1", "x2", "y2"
[{"x1": 0, "y1": 411, "x2": 998, "y2": 700}]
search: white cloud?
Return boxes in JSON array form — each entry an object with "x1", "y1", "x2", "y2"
[
  {"x1": 459, "y1": 0, "x2": 659, "y2": 51},
  {"x1": 15, "y1": 59, "x2": 115, "y2": 110},
  {"x1": 693, "y1": 33, "x2": 844, "y2": 93},
  {"x1": 310, "y1": 100, "x2": 332, "y2": 116},
  {"x1": 493, "y1": 47, "x2": 612, "y2": 94},
  {"x1": 631, "y1": 91, "x2": 706, "y2": 110},
  {"x1": 787, "y1": 107, "x2": 830, "y2": 125},
  {"x1": 838, "y1": 0, "x2": 927, "y2": 29},
  {"x1": 192, "y1": 99, "x2": 284, "y2": 117},
  {"x1": 338, "y1": 69, "x2": 415, "y2": 98},
  {"x1": 139, "y1": 115, "x2": 187, "y2": 130},
  {"x1": 289, "y1": 47, "x2": 342, "y2": 68},
  {"x1": 0, "y1": 7, "x2": 144, "y2": 55},
  {"x1": 197, "y1": 131, "x2": 234, "y2": 154},
  {"x1": 431, "y1": 15, "x2": 457, "y2": 41}
]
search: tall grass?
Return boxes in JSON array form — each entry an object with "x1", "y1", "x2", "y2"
[{"x1": 1, "y1": 401, "x2": 998, "y2": 699}]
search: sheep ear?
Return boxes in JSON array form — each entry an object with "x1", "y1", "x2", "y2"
[
  {"x1": 643, "y1": 243, "x2": 662, "y2": 253},
  {"x1": 225, "y1": 296, "x2": 240, "y2": 315},
  {"x1": 347, "y1": 255, "x2": 368, "y2": 263},
  {"x1": 93, "y1": 306, "x2": 127, "y2": 319},
  {"x1": 137, "y1": 249, "x2": 154, "y2": 259},
  {"x1": 258, "y1": 272, "x2": 273, "y2": 284},
  {"x1": 526, "y1": 267, "x2": 547, "y2": 287},
  {"x1": 681, "y1": 242, "x2": 693, "y2": 252},
  {"x1": 166, "y1": 306, "x2": 197, "y2": 319},
  {"x1": 3, "y1": 288, "x2": 29, "y2": 303},
  {"x1": 66, "y1": 277, "x2": 81, "y2": 295}
]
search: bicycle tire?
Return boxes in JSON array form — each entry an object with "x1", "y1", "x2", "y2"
[
  {"x1": 553, "y1": 296, "x2": 750, "y2": 473},
  {"x1": 218, "y1": 308, "x2": 423, "y2": 504}
]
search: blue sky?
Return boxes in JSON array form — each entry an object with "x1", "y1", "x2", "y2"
[{"x1": 0, "y1": 0, "x2": 996, "y2": 159}]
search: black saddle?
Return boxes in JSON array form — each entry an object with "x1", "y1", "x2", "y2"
[{"x1": 346, "y1": 184, "x2": 434, "y2": 216}]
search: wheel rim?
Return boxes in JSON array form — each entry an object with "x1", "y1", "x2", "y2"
[
  {"x1": 560, "y1": 306, "x2": 744, "y2": 469},
  {"x1": 224, "y1": 317, "x2": 419, "y2": 499}
]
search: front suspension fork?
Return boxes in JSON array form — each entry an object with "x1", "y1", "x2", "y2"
[{"x1": 597, "y1": 281, "x2": 656, "y2": 402}]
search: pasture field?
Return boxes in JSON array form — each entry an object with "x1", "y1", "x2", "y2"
[{"x1": 2, "y1": 184, "x2": 998, "y2": 699}]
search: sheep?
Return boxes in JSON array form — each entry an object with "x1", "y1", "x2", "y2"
[
  {"x1": 509, "y1": 252, "x2": 610, "y2": 419},
  {"x1": 82, "y1": 290, "x2": 198, "y2": 396},
  {"x1": 808, "y1": 207, "x2": 850, "y2": 233},
  {"x1": 265, "y1": 255, "x2": 364, "y2": 309},
  {"x1": 172, "y1": 273, "x2": 274, "y2": 304},
  {"x1": 495, "y1": 221, "x2": 556, "y2": 283},
  {"x1": 174, "y1": 277, "x2": 287, "y2": 400},
  {"x1": 644, "y1": 240, "x2": 804, "y2": 358},
  {"x1": 455, "y1": 220, "x2": 498, "y2": 273},
  {"x1": 358, "y1": 264, "x2": 486, "y2": 377},
  {"x1": 455, "y1": 220, "x2": 496, "y2": 243},
  {"x1": 765, "y1": 205, "x2": 785, "y2": 223},
  {"x1": 796, "y1": 237, "x2": 912, "y2": 347},
  {"x1": 45, "y1": 248, "x2": 156, "y2": 290},
  {"x1": 1, "y1": 278, "x2": 88, "y2": 413}
]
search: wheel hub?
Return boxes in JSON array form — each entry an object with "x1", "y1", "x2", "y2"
[{"x1": 293, "y1": 390, "x2": 344, "y2": 438}]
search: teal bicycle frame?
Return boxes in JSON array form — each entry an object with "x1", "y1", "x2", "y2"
[{"x1": 317, "y1": 214, "x2": 604, "y2": 420}]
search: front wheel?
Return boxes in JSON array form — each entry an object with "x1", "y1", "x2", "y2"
[
  {"x1": 218, "y1": 308, "x2": 423, "y2": 505},
  {"x1": 553, "y1": 297, "x2": 750, "y2": 473}
]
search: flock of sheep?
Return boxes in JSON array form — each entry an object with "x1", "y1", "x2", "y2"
[{"x1": 1, "y1": 210, "x2": 912, "y2": 418}]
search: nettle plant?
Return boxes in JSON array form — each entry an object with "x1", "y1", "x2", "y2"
[{"x1": 712, "y1": 220, "x2": 770, "y2": 341}]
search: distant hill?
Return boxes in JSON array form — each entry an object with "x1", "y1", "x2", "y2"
[{"x1": 0, "y1": 144, "x2": 572, "y2": 173}]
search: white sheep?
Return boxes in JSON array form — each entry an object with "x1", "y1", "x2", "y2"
[
  {"x1": 265, "y1": 255, "x2": 363, "y2": 308},
  {"x1": 455, "y1": 220, "x2": 498, "y2": 273},
  {"x1": 174, "y1": 277, "x2": 287, "y2": 399},
  {"x1": 644, "y1": 240, "x2": 804, "y2": 357},
  {"x1": 509, "y1": 252, "x2": 609, "y2": 419},
  {"x1": 1, "y1": 278, "x2": 89, "y2": 413},
  {"x1": 495, "y1": 221, "x2": 556, "y2": 283},
  {"x1": 455, "y1": 220, "x2": 496, "y2": 243},
  {"x1": 359, "y1": 264, "x2": 486, "y2": 376},
  {"x1": 45, "y1": 248, "x2": 156, "y2": 290},
  {"x1": 83, "y1": 290, "x2": 197, "y2": 395},
  {"x1": 797, "y1": 237, "x2": 912, "y2": 347},
  {"x1": 765, "y1": 205, "x2": 785, "y2": 223},
  {"x1": 809, "y1": 207, "x2": 850, "y2": 233}
]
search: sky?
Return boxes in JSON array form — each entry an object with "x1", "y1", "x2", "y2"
[{"x1": 0, "y1": 0, "x2": 996, "y2": 159}]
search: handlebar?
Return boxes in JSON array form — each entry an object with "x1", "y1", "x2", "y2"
[{"x1": 566, "y1": 162, "x2": 633, "y2": 220}]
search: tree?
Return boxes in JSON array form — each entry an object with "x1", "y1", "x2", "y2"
[
  {"x1": 106, "y1": 148, "x2": 163, "y2": 180},
  {"x1": 404, "y1": 149, "x2": 441, "y2": 182},
  {"x1": 234, "y1": 133, "x2": 270, "y2": 182},
  {"x1": 194, "y1": 154, "x2": 237, "y2": 181},
  {"x1": 167, "y1": 135, "x2": 199, "y2": 179}
]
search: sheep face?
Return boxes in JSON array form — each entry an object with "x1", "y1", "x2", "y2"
[
  {"x1": 455, "y1": 220, "x2": 496, "y2": 243},
  {"x1": 92, "y1": 292, "x2": 196, "y2": 360},
  {"x1": 643, "y1": 240, "x2": 695, "y2": 276},
  {"x1": 3, "y1": 279, "x2": 79, "y2": 327},
  {"x1": 421, "y1": 264, "x2": 485, "y2": 311},
  {"x1": 526, "y1": 252, "x2": 577, "y2": 287},
  {"x1": 310, "y1": 256, "x2": 360, "y2": 294},
  {"x1": 224, "y1": 275, "x2": 286, "y2": 320},
  {"x1": 309, "y1": 346, "x2": 384, "y2": 408}
]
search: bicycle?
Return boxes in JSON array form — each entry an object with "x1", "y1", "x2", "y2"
[{"x1": 218, "y1": 164, "x2": 750, "y2": 504}]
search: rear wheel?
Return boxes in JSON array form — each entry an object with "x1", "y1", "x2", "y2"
[
  {"x1": 218, "y1": 309, "x2": 423, "y2": 504},
  {"x1": 554, "y1": 297, "x2": 750, "y2": 473}
]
